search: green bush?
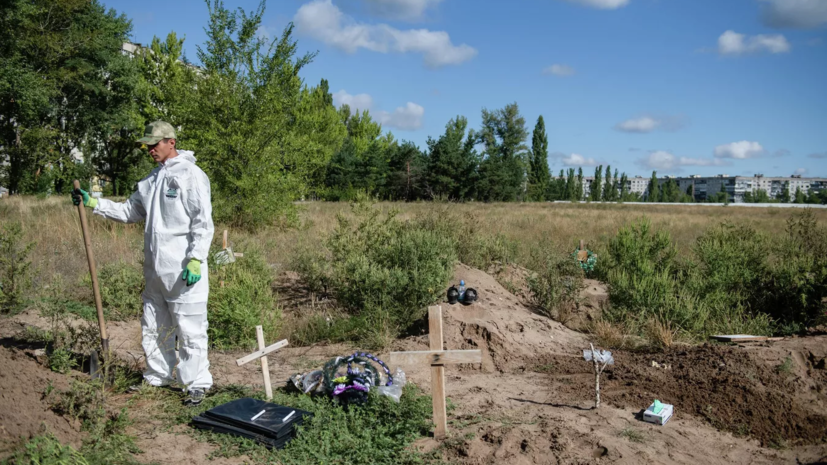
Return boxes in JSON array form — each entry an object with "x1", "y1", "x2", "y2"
[
  {"x1": 208, "y1": 250, "x2": 281, "y2": 350},
  {"x1": 763, "y1": 210, "x2": 827, "y2": 332},
  {"x1": 0, "y1": 221, "x2": 35, "y2": 314},
  {"x1": 163, "y1": 383, "x2": 434, "y2": 465},
  {"x1": 527, "y1": 247, "x2": 585, "y2": 321},
  {"x1": 290, "y1": 244, "x2": 333, "y2": 298},
  {"x1": 83, "y1": 261, "x2": 144, "y2": 321},
  {"x1": 3, "y1": 433, "x2": 89, "y2": 465},
  {"x1": 43, "y1": 378, "x2": 142, "y2": 465},
  {"x1": 600, "y1": 218, "x2": 775, "y2": 341},
  {"x1": 48, "y1": 348, "x2": 78, "y2": 374},
  {"x1": 414, "y1": 208, "x2": 518, "y2": 271},
  {"x1": 325, "y1": 201, "x2": 456, "y2": 343}
]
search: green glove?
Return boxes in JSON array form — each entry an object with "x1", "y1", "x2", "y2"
[
  {"x1": 71, "y1": 188, "x2": 98, "y2": 208},
  {"x1": 182, "y1": 259, "x2": 201, "y2": 286}
]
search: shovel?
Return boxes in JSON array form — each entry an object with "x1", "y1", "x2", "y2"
[{"x1": 73, "y1": 180, "x2": 109, "y2": 378}]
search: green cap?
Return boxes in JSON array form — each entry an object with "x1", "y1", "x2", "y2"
[{"x1": 137, "y1": 121, "x2": 176, "y2": 145}]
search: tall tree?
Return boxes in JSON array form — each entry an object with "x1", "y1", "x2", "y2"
[
  {"x1": 590, "y1": 165, "x2": 603, "y2": 201},
  {"x1": 527, "y1": 116, "x2": 551, "y2": 201},
  {"x1": 779, "y1": 185, "x2": 791, "y2": 203},
  {"x1": 0, "y1": 0, "x2": 134, "y2": 195},
  {"x1": 602, "y1": 165, "x2": 614, "y2": 201},
  {"x1": 425, "y1": 116, "x2": 478, "y2": 200},
  {"x1": 619, "y1": 172, "x2": 630, "y2": 200},
  {"x1": 547, "y1": 169, "x2": 565, "y2": 200},
  {"x1": 794, "y1": 187, "x2": 806, "y2": 204},
  {"x1": 387, "y1": 141, "x2": 427, "y2": 201},
  {"x1": 647, "y1": 171, "x2": 659, "y2": 202},
  {"x1": 576, "y1": 167, "x2": 584, "y2": 201},
  {"x1": 565, "y1": 168, "x2": 576, "y2": 201},
  {"x1": 188, "y1": 1, "x2": 347, "y2": 228},
  {"x1": 476, "y1": 103, "x2": 529, "y2": 201}
]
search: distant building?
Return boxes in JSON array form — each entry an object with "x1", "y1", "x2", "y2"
[
  {"x1": 551, "y1": 172, "x2": 826, "y2": 203},
  {"x1": 668, "y1": 174, "x2": 826, "y2": 202}
]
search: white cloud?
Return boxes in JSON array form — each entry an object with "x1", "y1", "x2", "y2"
[
  {"x1": 794, "y1": 168, "x2": 808, "y2": 175},
  {"x1": 560, "y1": 0, "x2": 630, "y2": 9},
  {"x1": 614, "y1": 115, "x2": 687, "y2": 133},
  {"x1": 562, "y1": 153, "x2": 599, "y2": 167},
  {"x1": 542, "y1": 64, "x2": 575, "y2": 76},
  {"x1": 377, "y1": 102, "x2": 425, "y2": 130},
  {"x1": 332, "y1": 90, "x2": 374, "y2": 113},
  {"x1": 718, "y1": 30, "x2": 791, "y2": 55},
  {"x1": 615, "y1": 116, "x2": 659, "y2": 133},
  {"x1": 637, "y1": 151, "x2": 730, "y2": 171},
  {"x1": 714, "y1": 141, "x2": 765, "y2": 159},
  {"x1": 332, "y1": 90, "x2": 423, "y2": 130},
  {"x1": 809, "y1": 152, "x2": 827, "y2": 159},
  {"x1": 773, "y1": 148, "x2": 791, "y2": 157},
  {"x1": 294, "y1": 0, "x2": 477, "y2": 68},
  {"x1": 362, "y1": 0, "x2": 442, "y2": 21},
  {"x1": 759, "y1": 0, "x2": 827, "y2": 29}
]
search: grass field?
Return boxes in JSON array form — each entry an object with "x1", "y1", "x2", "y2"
[
  {"x1": 3, "y1": 195, "x2": 827, "y2": 346},
  {"x1": 4, "y1": 195, "x2": 825, "y2": 287}
]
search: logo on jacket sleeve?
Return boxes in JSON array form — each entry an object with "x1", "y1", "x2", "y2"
[{"x1": 165, "y1": 188, "x2": 179, "y2": 199}]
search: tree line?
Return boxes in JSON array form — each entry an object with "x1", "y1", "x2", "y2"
[{"x1": 2, "y1": 1, "x2": 823, "y2": 230}]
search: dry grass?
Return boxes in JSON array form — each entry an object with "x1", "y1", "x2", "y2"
[
  {"x1": 3, "y1": 195, "x2": 826, "y2": 303},
  {"x1": 589, "y1": 319, "x2": 632, "y2": 350},
  {"x1": 646, "y1": 318, "x2": 678, "y2": 351}
]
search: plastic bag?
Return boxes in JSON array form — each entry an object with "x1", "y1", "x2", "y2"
[
  {"x1": 583, "y1": 349, "x2": 614, "y2": 365},
  {"x1": 376, "y1": 368, "x2": 406, "y2": 403},
  {"x1": 301, "y1": 370, "x2": 324, "y2": 394}
]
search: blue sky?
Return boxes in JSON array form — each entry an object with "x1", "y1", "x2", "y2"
[{"x1": 104, "y1": 0, "x2": 827, "y2": 178}]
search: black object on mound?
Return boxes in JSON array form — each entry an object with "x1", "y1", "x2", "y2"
[
  {"x1": 461, "y1": 288, "x2": 478, "y2": 305},
  {"x1": 447, "y1": 286, "x2": 459, "y2": 304},
  {"x1": 191, "y1": 397, "x2": 312, "y2": 449}
]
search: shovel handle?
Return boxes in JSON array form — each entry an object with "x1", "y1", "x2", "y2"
[{"x1": 73, "y1": 180, "x2": 109, "y2": 354}]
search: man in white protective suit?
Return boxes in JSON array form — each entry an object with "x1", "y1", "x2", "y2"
[{"x1": 72, "y1": 121, "x2": 215, "y2": 405}]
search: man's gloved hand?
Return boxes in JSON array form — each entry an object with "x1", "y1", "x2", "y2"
[
  {"x1": 71, "y1": 188, "x2": 98, "y2": 208},
  {"x1": 182, "y1": 259, "x2": 202, "y2": 286}
]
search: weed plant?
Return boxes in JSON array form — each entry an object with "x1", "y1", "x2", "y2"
[
  {"x1": 156, "y1": 383, "x2": 435, "y2": 465},
  {"x1": 0, "y1": 221, "x2": 35, "y2": 314},
  {"x1": 208, "y1": 249, "x2": 282, "y2": 349}
]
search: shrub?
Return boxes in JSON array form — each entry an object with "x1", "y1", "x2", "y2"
[
  {"x1": 162, "y1": 383, "x2": 434, "y2": 465},
  {"x1": 414, "y1": 207, "x2": 517, "y2": 271},
  {"x1": 526, "y1": 246, "x2": 585, "y2": 321},
  {"x1": 289, "y1": 243, "x2": 333, "y2": 299},
  {"x1": 600, "y1": 218, "x2": 775, "y2": 343},
  {"x1": 83, "y1": 261, "x2": 144, "y2": 321},
  {"x1": 4, "y1": 434, "x2": 89, "y2": 465},
  {"x1": 0, "y1": 221, "x2": 35, "y2": 314},
  {"x1": 208, "y1": 250, "x2": 281, "y2": 350},
  {"x1": 763, "y1": 210, "x2": 827, "y2": 331},
  {"x1": 325, "y1": 200, "x2": 456, "y2": 343},
  {"x1": 48, "y1": 348, "x2": 78, "y2": 374}
]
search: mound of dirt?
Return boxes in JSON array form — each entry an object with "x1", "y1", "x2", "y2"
[
  {"x1": 394, "y1": 264, "x2": 588, "y2": 373},
  {"x1": 488, "y1": 263, "x2": 608, "y2": 332},
  {"x1": 541, "y1": 342, "x2": 827, "y2": 447},
  {"x1": 0, "y1": 343, "x2": 83, "y2": 457}
]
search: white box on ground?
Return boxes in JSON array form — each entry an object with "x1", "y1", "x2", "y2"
[{"x1": 643, "y1": 402, "x2": 674, "y2": 425}]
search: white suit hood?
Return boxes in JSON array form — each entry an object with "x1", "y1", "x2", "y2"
[{"x1": 93, "y1": 150, "x2": 215, "y2": 303}]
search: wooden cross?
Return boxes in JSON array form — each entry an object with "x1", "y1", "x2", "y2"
[
  {"x1": 389, "y1": 305, "x2": 482, "y2": 439},
  {"x1": 236, "y1": 326, "x2": 288, "y2": 401}
]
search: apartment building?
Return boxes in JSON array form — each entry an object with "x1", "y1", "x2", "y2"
[{"x1": 666, "y1": 174, "x2": 826, "y2": 202}]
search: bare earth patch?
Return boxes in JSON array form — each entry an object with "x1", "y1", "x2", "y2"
[{"x1": 1, "y1": 263, "x2": 826, "y2": 464}]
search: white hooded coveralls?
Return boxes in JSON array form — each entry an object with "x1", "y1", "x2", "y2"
[{"x1": 94, "y1": 151, "x2": 214, "y2": 390}]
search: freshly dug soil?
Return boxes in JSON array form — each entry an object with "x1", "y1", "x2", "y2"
[
  {"x1": 0, "y1": 343, "x2": 83, "y2": 458},
  {"x1": 538, "y1": 343, "x2": 827, "y2": 447}
]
